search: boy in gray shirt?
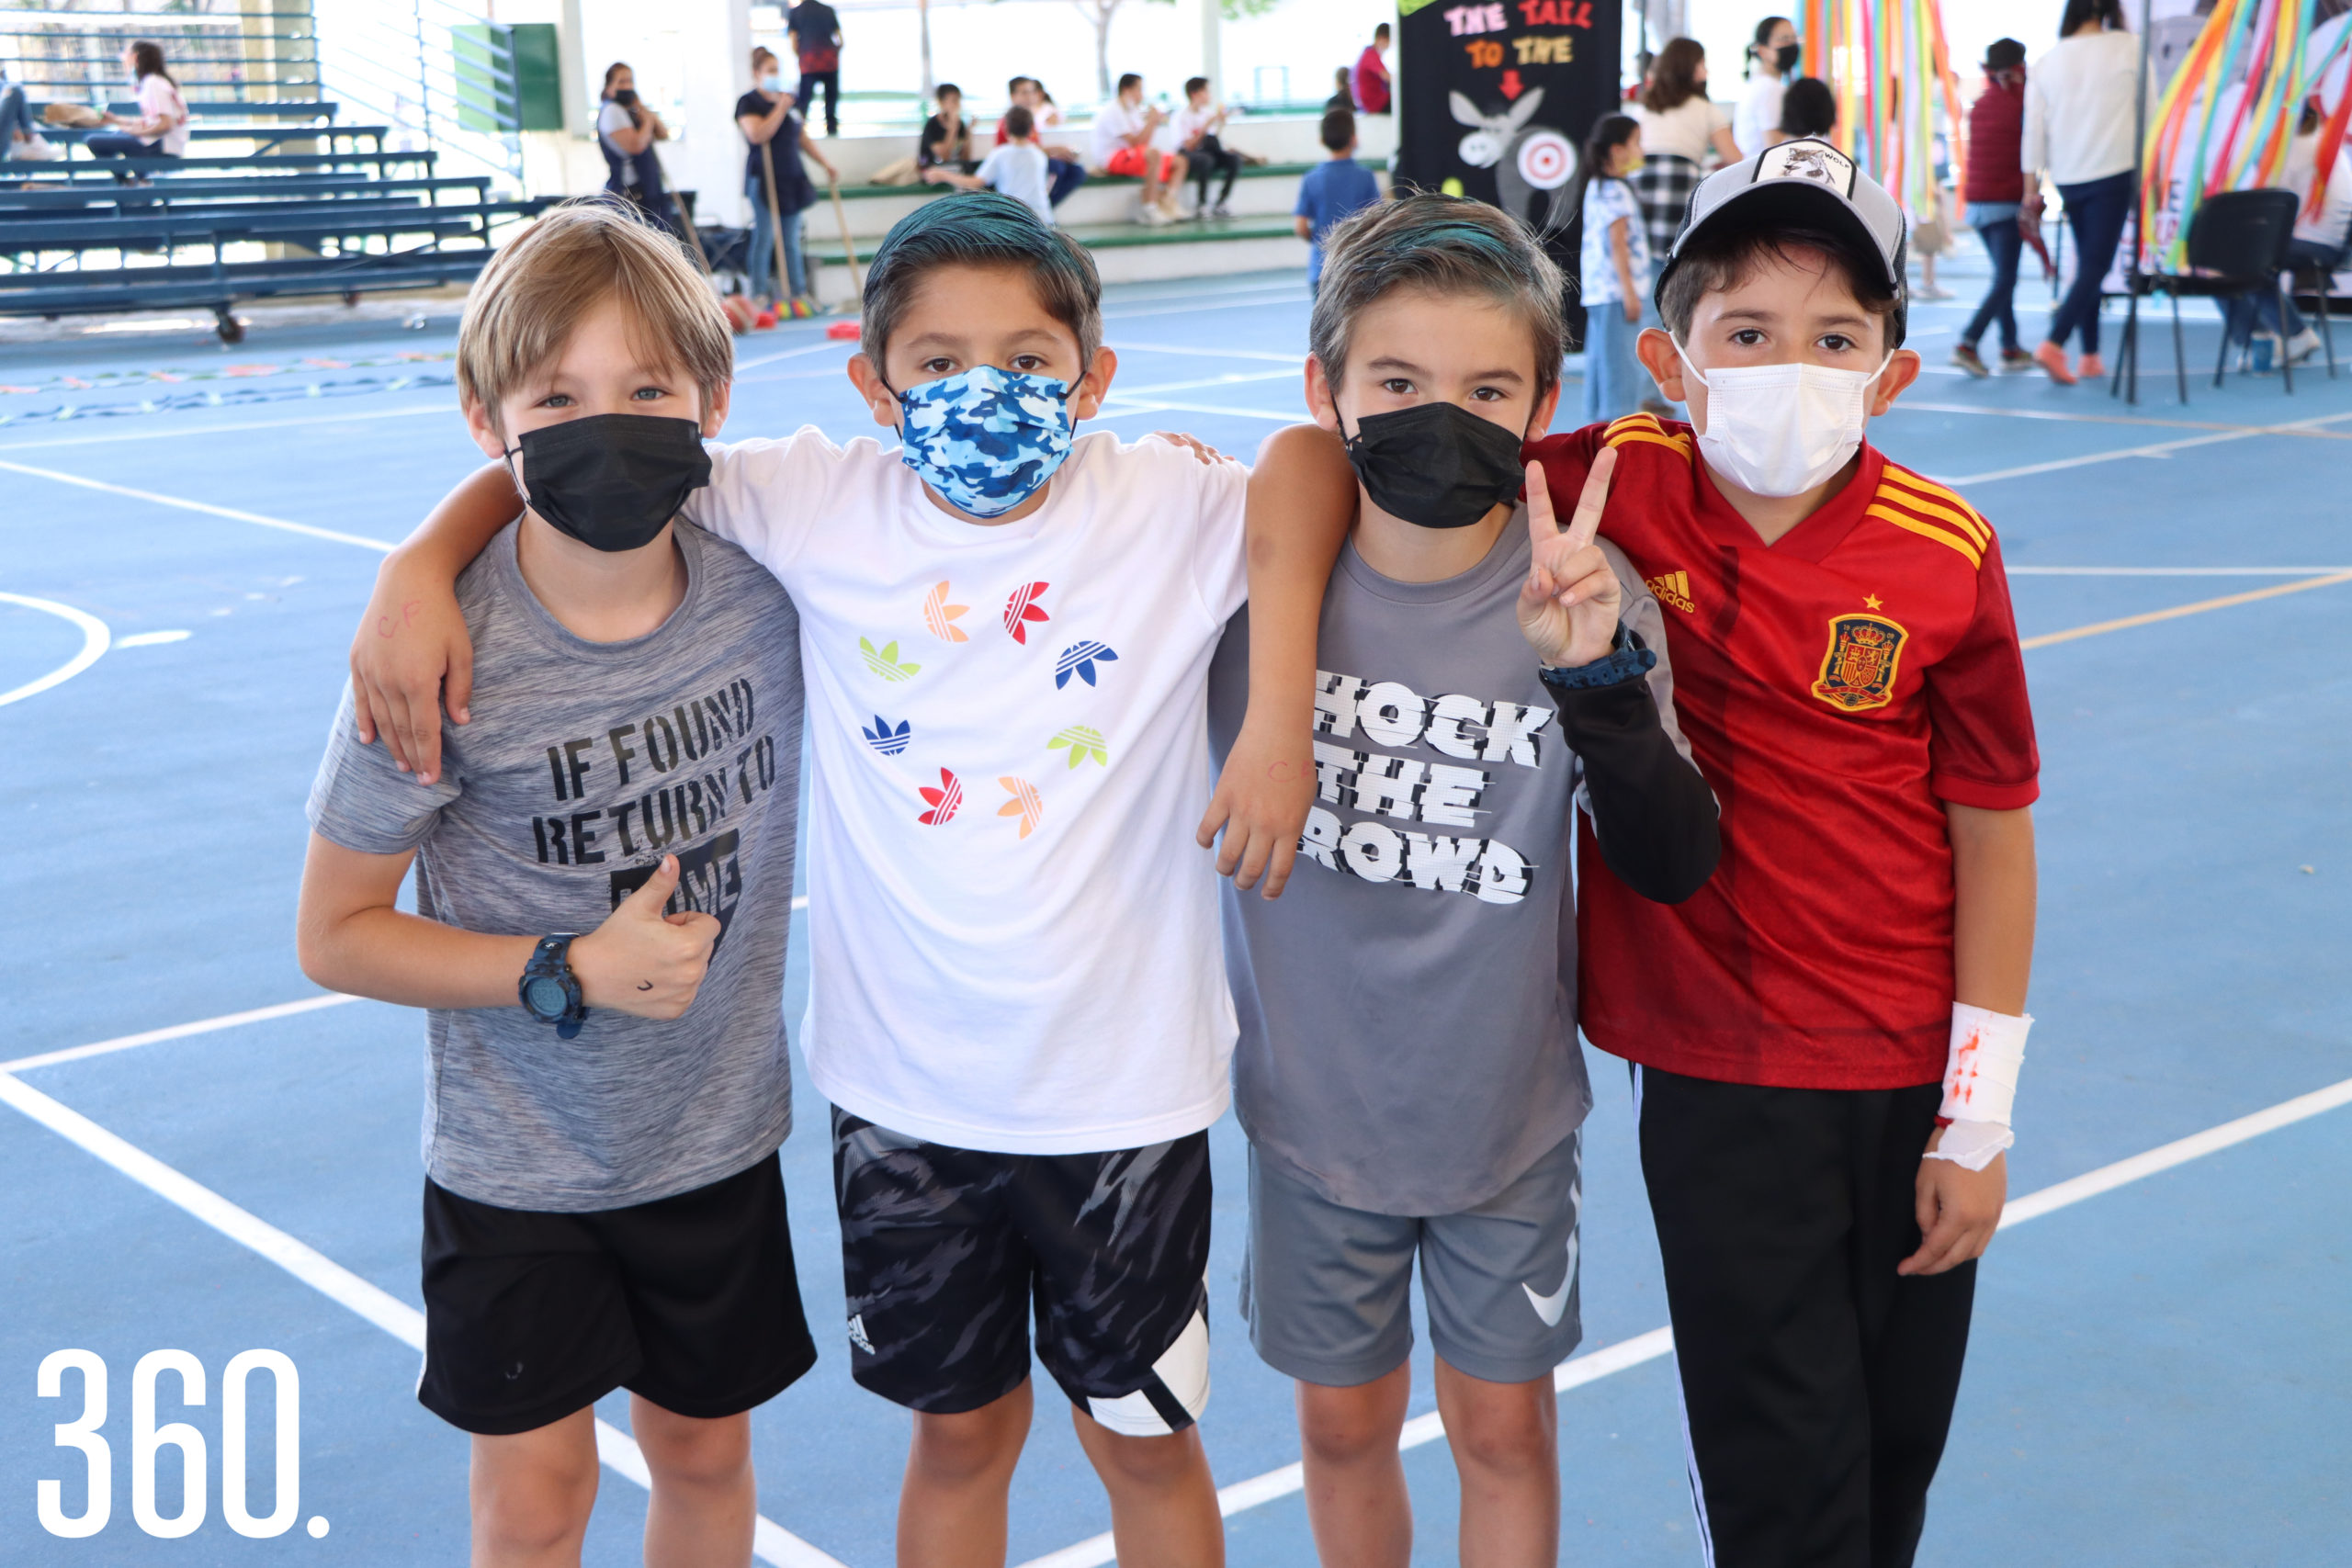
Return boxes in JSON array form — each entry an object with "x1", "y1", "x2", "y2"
[
  {"x1": 297, "y1": 206, "x2": 809, "y2": 1567},
  {"x1": 1209, "y1": 195, "x2": 1719, "y2": 1567}
]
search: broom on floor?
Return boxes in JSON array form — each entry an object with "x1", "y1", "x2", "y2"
[{"x1": 823, "y1": 169, "x2": 865, "y2": 337}]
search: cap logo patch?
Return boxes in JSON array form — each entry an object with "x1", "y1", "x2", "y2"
[{"x1": 1754, "y1": 138, "x2": 1856, "y2": 197}]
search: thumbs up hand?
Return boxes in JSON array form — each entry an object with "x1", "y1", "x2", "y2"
[
  {"x1": 571, "y1": 855, "x2": 722, "y2": 1020},
  {"x1": 1516, "y1": 450, "x2": 1625, "y2": 670}
]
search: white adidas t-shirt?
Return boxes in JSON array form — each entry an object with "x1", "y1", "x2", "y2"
[{"x1": 685, "y1": 428, "x2": 1249, "y2": 1154}]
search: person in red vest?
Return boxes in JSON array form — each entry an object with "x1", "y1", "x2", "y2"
[
  {"x1": 1952, "y1": 39, "x2": 2034, "y2": 377},
  {"x1": 1351, "y1": 23, "x2": 1391, "y2": 115}
]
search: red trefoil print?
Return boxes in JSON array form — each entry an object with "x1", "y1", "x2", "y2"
[
  {"x1": 918, "y1": 768, "x2": 963, "y2": 825},
  {"x1": 1002, "y1": 582, "x2": 1051, "y2": 643}
]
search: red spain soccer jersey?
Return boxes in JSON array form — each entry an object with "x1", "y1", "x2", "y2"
[{"x1": 1525, "y1": 414, "x2": 2039, "y2": 1090}]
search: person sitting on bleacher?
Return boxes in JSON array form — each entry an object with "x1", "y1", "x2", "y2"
[
  {"x1": 1, "y1": 63, "x2": 39, "y2": 162},
  {"x1": 997, "y1": 77, "x2": 1087, "y2": 211},
  {"x1": 597, "y1": 62, "x2": 680, "y2": 235},
  {"x1": 87, "y1": 40, "x2": 188, "y2": 185}
]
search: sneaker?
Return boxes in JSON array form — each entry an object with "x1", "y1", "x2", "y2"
[
  {"x1": 1135, "y1": 204, "x2": 1171, "y2": 227},
  {"x1": 2078, "y1": 353, "x2": 2107, "y2": 381},
  {"x1": 1999, "y1": 347, "x2": 2035, "y2": 372},
  {"x1": 2284, "y1": 326, "x2": 2323, "y2": 365},
  {"x1": 1914, "y1": 283, "x2": 1955, "y2": 300},
  {"x1": 1210, "y1": 200, "x2": 1233, "y2": 218},
  {"x1": 2032, "y1": 341, "x2": 2078, "y2": 385},
  {"x1": 1951, "y1": 343, "x2": 1989, "y2": 378}
]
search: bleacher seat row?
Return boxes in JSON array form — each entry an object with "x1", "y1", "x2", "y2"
[{"x1": 1, "y1": 100, "x2": 546, "y2": 342}]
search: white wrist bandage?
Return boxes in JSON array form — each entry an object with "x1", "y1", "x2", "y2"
[{"x1": 1925, "y1": 1003, "x2": 2030, "y2": 1172}]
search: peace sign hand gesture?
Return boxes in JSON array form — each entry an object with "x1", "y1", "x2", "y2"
[{"x1": 1516, "y1": 450, "x2": 1624, "y2": 669}]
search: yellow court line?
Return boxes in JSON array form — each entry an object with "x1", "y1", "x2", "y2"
[
  {"x1": 2022, "y1": 570, "x2": 2352, "y2": 650},
  {"x1": 1896, "y1": 400, "x2": 2352, "y2": 439}
]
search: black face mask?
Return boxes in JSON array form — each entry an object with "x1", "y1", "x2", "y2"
[
  {"x1": 1775, "y1": 41, "x2": 1802, "y2": 73},
  {"x1": 505, "y1": 413, "x2": 711, "y2": 554},
  {"x1": 1339, "y1": 401, "x2": 1527, "y2": 530}
]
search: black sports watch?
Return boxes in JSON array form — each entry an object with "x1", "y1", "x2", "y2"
[{"x1": 518, "y1": 934, "x2": 587, "y2": 1040}]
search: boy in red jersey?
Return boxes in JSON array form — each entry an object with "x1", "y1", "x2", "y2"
[{"x1": 1528, "y1": 141, "x2": 2040, "y2": 1567}]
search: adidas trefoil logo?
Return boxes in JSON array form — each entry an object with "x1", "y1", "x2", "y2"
[
  {"x1": 859, "y1": 637, "x2": 922, "y2": 682},
  {"x1": 1646, "y1": 570, "x2": 1695, "y2": 614},
  {"x1": 847, "y1": 1314, "x2": 875, "y2": 1354}
]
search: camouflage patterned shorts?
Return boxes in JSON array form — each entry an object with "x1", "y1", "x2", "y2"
[{"x1": 831, "y1": 1108, "x2": 1213, "y2": 1435}]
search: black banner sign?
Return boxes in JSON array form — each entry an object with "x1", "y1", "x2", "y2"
[{"x1": 1394, "y1": 0, "x2": 1624, "y2": 340}]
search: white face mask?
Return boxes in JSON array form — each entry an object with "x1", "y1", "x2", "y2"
[{"x1": 1675, "y1": 338, "x2": 1891, "y2": 498}]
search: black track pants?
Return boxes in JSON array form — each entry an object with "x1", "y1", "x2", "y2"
[{"x1": 1636, "y1": 1066, "x2": 1975, "y2": 1568}]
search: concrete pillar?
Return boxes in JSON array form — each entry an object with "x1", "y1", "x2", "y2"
[
  {"x1": 665, "y1": 0, "x2": 755, "y2": 225},
  {"x1": 1196, "y1": 0, "x2": 1222, "y2": 101}
]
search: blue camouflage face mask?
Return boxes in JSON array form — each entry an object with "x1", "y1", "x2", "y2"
[{"x1": 891, "y1": 364, "x2": 1077, "y2": 519}]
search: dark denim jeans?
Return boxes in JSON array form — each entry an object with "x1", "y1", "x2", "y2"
[
  {"x1": 2048, "y1": 170, "x2": 2132, "y2": 355},
  {"x1": 1962, "y1": 217, "x2": 2024, "y2": 352},
  {"x1": 2222, "y1": 237, "x2": 2345, "y2": 345}
]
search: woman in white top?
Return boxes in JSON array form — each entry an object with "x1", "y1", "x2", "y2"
[
  {"x1": 87, "y1": 40, "x2": 189, "y2": 185},
  {"x1": 1629, "y1": 39, "x2": 1738, "y2": 261},
  {"x1": 2020, "y1": 0, "x2": 2147, "y2": 384},
  {"x1": 1733, "y1": 15, "x2": 1798, "y2": 157}
]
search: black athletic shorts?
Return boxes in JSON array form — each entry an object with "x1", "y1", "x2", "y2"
[
  {"x1": 417, "y1": 1153, "x2": 817, "y2": 1436},
  {"x1": 831, "y1": 1108, "x2": 1213, "y2": 1435}
]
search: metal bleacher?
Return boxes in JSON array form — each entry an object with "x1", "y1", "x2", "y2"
[
  {"x1": 3, "y1": 4, "x2": 548, "y2": 342},
  {"x1": 2, "y1": 99, "x2": 546, "y2": 342}
]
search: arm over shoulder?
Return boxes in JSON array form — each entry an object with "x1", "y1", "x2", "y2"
[
  {"x1": 1149, "y1": 434, "x2": 1250, "y2": 623},
  {"x1": 308, "y1": 683, "x2": 458, "y2": 854},
  {"x1": 681, "y1": 425, "x2": 861, "y2": 586}
]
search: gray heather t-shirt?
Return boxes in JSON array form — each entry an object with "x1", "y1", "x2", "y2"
[
  {"x1": 1207, "y1": 517, "x2": 1688, "y2": 1216},
  {"x1": 307, "y1": 521, "x2": 803, "y2": 1213}
]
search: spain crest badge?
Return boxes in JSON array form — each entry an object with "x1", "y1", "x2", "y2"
[{"x1": 1810, "y1": 614, "x2": 1907, "y2": 712}]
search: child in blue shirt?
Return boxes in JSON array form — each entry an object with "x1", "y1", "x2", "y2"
[
  {"x1": 1575, "y1": 114, "x2": 1652, "y2": 423},
  {"x1": 1295, "y1": 108, "x2": 1381, "y2": 290}
]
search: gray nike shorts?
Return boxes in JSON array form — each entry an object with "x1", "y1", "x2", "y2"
[{"x1": 1239, "y1": 1130, "x2": 1583, "y2": 1388}]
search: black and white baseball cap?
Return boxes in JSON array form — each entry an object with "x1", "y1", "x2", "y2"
[{"x1": 1651, "y1": 138, "x2": 1910, "y2": 344}]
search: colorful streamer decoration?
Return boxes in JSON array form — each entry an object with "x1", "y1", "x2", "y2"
[
  {"x1": 1792, "y1": 0, "x2": 1967, "y2": 230},
  {"x1": 2142, "y1": 0, "x2": 2351, "y2": 268}
]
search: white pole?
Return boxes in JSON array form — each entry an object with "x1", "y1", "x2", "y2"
[{"x1": 1199, "y1": 0, "x2": 1222, "y2": 102}]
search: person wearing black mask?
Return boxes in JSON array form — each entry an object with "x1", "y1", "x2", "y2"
[
  {"x1": 298, "y1": 200, "x2": 817, "y2": 1568},
  {"x1": 1205, "y1": 190, "x2": 1716, "y2": 1568},
  {"x1": 1735, "y1": 15, "x2": 1801, "y2": 156},
  {"x1": 596, "y1": 62, "x2": 681, "y2": 235}
]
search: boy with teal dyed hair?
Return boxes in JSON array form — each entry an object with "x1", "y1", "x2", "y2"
[
  {"x1": 1265, "y1": 142, "x2": 2040, "y2": 1567},
  {"x1": 348, "y1": 190, "x2": 1353, "y2": 1564},
  {"x1": 1213, "y1": 192, "x2": 1719, "y2": 1567}
]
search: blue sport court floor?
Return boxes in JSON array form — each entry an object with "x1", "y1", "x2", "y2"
[{"x1": 3, "y1": 257, "x2": 2348, "y2": 1566}]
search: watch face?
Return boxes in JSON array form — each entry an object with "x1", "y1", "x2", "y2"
[{"x1": 524, "y1": 976, "x2": 569, "y2": 1019}]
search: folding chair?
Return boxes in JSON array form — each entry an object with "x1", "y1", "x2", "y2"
[{"x1": 2114, "y1": 188, "x2": 2302, "y2": 404}]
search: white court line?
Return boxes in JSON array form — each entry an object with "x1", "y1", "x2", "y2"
[
  {"x1": 1016, "y1": 1073, "x2": 2352, "y2": 1567},
  {"x1": 1938, "y1": 409, "x2": 2352, "y2": 485},
  {"x1": 13, "y1": 988, "x2": 2352, "y2": 1566},
  {"x1": 1100, "y1": 397, "x2": 1297, "y2": 423},
  {"x1": 736, "y1": 339, "x2": 856, "y2": 371},
  {"x1": 1109, "y1": 341, "x2": 1306, "y2": 366},
  {"x1": 0, "y1": 993, "x2": 361, "y2": 1075},
  {"x1": 0, "y1": 401, "x2": 454, "y2": 452},
  {"x1": 1102, "y1": 369, "x2": 1298, "y2": 399},
  {"x1": 1105, "y1": 277, "x2": 1306, "y2": 308},
  {"x1": 0, "y1": 1069, "x2": 852, "y2": 1568},
  {"x1": 2009, "y1": 566, "x2": 2352, "y2": 577},
  {"x1": 0, "y1": 457, "x2": 400, "y2": 551},
  {"x1": 0, "y1": 591, "x2": 109, "y2": 707},
  {"x1": 1103, "y1": 289, "x2": 1309, "y2": 323}
]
